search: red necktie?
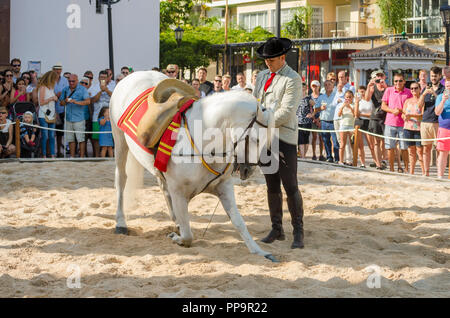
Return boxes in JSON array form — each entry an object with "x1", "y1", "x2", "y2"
[{"x1": 264, "y1": 72, "x2": 276, "y2": 92}]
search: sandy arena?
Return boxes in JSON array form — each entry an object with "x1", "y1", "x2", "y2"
[{"x1": 0, "y1": 160, "x2": 449, "y2": 297}]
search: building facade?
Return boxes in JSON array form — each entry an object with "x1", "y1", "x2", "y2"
[
  {"x1": 1, "y1": 0, "x2": 159, "y2": 77},
  {"x1": 208, "y1": 0, "x2": 449, "y2": 85}
]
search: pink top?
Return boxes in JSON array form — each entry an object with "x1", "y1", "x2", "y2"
[
  {"x1": 403, "y1": 98, "x2": 422, "y2": 131},
  {"x1": 382, "y1": 87, "x2": 413, "y2": 127},
  {"x1": 14, "y1": 90, "x2": 27, "y2": 102}
]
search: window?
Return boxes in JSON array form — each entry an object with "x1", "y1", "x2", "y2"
[
  {"x1": 239, "y1": 11, "x2": 268, "y2": 31},
  {"x1": 310, "y1": 7, "x2": 323, "y2": 37},
  {"x1": 405, "y1": 0, "x2": 446, "y2": 34}
]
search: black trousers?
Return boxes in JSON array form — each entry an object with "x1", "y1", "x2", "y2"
[{"x1": 263, "y1": 139, "x2": 299, "y2": 196}]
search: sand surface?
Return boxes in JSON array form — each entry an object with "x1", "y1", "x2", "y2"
[{"x1": 0, "y1": 160, "x2": 449, "y2": 298}]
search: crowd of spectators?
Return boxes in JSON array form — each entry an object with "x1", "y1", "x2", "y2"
[
  {"x1": 1, "y1": 59, "x2": 449, "y2": 178},
  {"x1": 0, "y1": 58, "x2": 134, "y2": 159},
  {"x1": 295, "y1": 67, "x2": 450, "y2": 179}
]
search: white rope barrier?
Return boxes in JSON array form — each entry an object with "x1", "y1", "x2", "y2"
[
  {"x1": 296, "y1": 125, "x2": 450, "y2": 142},
  {"x1": 0, "y1": 121, "x2": 112, "y2": 134}
]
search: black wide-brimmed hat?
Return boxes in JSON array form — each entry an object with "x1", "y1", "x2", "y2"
[{"x1": 256, "y1": 37, "x2": 292, "y2": 59}]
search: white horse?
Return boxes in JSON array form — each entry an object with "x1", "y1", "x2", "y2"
[{"x1": 110, "y1": 71, "x2": 277, "y2": 262}]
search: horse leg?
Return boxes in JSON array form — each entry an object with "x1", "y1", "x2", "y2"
[
  {"x1": 113, "y1": 129, "x2": 129, "y2": 235},
  {"x1": 167, "y1": 193, "x2": 193, "y2": 247},
  {"x1": 214, "y1": 180, "x2": 279, "y2": 262},
  {"x1": 156, "y1": 174, "x2": 177, "y2": 225}
]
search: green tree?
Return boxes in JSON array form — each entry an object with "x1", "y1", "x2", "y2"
[
  {"x1": 160, "y1": 24, "x2": 274, "y2": 74},
  {"x1": 283, "y1": 6, "x2": 313, "y2": 39},
  {"x1": 377, "y1": 0, "x2": 412, "y2": 33},
  {"x1": 160, "y1": 0, "x2": 212, "y2": 31}
]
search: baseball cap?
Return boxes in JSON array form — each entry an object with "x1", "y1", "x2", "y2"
[
  {"x1": 311, "y1": 80, "x2": 321, "y2": 87},
  {"x1": 371, "y1": 69, "x2": 384, "y2": 79},
  {"x1": 53, "y1": 63, "x2": 63, "y2": 70},
  {"x1": 166, "y1": 64, "x2": 177, "y2": 72}
]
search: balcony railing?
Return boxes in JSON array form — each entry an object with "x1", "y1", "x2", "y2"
[
  {"x1": 308, "y1": 21, "x2": 368, "y2": 38},
  {"x1": 241, "y1": 22, "x2": 368, "y2": 38}
]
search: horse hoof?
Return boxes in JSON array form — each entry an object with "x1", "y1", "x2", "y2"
[
  {"x1": 264, "y1": 254, "x2": 280, "y2": 263},
  {"x1": 115, "y1": 227, "x2": 128, "y2": 235}
]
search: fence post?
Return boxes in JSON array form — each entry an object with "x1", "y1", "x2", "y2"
[
  {"x1": 353, "y1": 125, "x2": 360, "y2": 166},
  {"x1": 15, "y1": 118, "x2": 20, "y2": 158}
]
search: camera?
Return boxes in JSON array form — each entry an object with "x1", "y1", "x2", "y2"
[
  {"x1": 375, "y1": 79, "x2": 381, "y2": 83},
  {"x1": 45, "y1": 109, "x2": 51, "y2": 116},
  {"x1": 427, "y1": 82, "x2": 432, "y2": 88}
]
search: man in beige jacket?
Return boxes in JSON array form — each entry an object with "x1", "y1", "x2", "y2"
[{"x1": 253, "y1": 37, "x2": 304, "y2": 249}]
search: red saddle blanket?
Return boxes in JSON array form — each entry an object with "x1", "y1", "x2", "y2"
[
  {"x1": 117, "y1": 87, "x2": 155, "y2": 154},
  {"x1": 117, "y1": 86, "x2": 195, "y2": 172}
]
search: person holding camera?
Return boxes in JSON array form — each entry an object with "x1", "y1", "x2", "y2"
[
  {"x1": 37, "y1": 71, "x2": 59, "y2": 158},
  {"x1": 418, "y1": 66, "x2": 444, "y2": 177},
  {"x1": 59, "y1": 74, "x2": 91, "y2": 158},
  {"x1": 88, "y1": 70, "x2": 115, "y2": 157},
  {"x1": 366, "y1": 70, "x2": 388, "y2": 170}
]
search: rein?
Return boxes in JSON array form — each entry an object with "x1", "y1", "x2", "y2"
[{"x1": 180, "y1": 112, "x2": 258, "y2": 193}]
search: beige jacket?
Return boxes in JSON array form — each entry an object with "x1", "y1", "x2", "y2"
[{"x1": 253, "y1": 63, "x2": 302, "y2": 145}]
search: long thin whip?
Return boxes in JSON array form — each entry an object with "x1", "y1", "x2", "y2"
[{"x1": 202, "y1": 199, "x2": 220, "y2": 238}]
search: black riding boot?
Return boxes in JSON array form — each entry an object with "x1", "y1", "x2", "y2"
[
  {"x1": 261, "y1": 192, "x2": 285, "y2": 243},
  {"x1": 287, "y1": 191, "x2": 304, "y2": 249}
]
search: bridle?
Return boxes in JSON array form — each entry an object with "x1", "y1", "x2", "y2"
[{"x1": 178, "y1": 107, "x2": 264, "y2": 192}]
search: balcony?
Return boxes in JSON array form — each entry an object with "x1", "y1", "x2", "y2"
[
  {"x1": 241, "y1": 22, "x2": 368, "y2": 39},
  {"x1": 308, "y1": 21, "x2": 368, "y2": 38}
]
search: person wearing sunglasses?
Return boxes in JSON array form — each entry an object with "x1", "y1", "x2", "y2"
[
  {"x1": 121, "y1": 66, "x2": 130, "y2": 77},
  {"x1": 165, "y1": 64, "x2": 178, "y2": 79},
  {"x1": 10, "y1": 58, "x2": 22, "y2": 84},
  {"x1": 83, "y1": 71, "x2": 94, "y2": 88},
  {"x1": 381, "y1": 72, "x2": 412, "y2": 173},
  {"x1": 59, "y1": 74, "x2": 91, "y2": 158},
  {"x1": 402, "y1": 82, "x2": 424, "y2": 175},
  {"x1": 208, "y1": 76, "x2": 224, "y2": 96}
]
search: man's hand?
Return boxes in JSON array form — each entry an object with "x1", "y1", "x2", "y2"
[
  {"x1": 367, "y1": 79, "x2": 375, "y2": 88},
  {"x1": 423, "y1": 88, "x2": 434, "y2": 96},
  {"x1": 442, "y1": 92, "x2": 450, "y2": 102}
]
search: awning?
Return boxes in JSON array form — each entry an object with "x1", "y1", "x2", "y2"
[
  {"x1": 352, "y1": 60, "x2": 381, "y2": 70},
  {"x1": 387, "y1": 60, "x2": 433, "y2": 70}
]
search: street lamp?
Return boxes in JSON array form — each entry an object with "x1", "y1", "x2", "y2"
[
  {"x1": 174, "y1": 26, "x2": 184, "y2": 47},
  {"x1": 440, "y1": 5, "x2": 450, "y2": 65},
  {"x1": 91, "y1": 0, "x2": 121, "y2": 74}
]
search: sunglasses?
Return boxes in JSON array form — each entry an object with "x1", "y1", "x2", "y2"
[
  {"x1": 68, "y1": 80, "x2": 76, "y2": 83},
  {"x1": 22, "y1": 77, "x2": 30, "y2": 80},
  {"x1": 214, "y1": 79, "x2": 222, "y2": 82},
  {"x1": 80, "y1": 82, "x2": 88, "y2": 85},
  {"x1": 167, "y1": 71, "x2": 175, "y2": 74},
  {"x1": 5, "y1": 74, "x2": 12, "y2": 77},
  {"x1": 394, "y1": 80, "x2": 404, "y2": 83},
  {"x1": 12, "y1": 64, "x2": 20, "y2": 67}
]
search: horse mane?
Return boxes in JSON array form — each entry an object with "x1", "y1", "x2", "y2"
[{"x1": 197, "y1": 91, "x2": 257, "y2": 128}]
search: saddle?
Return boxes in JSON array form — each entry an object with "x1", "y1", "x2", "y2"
[{"x1": 136, "y1": 79, "x2": 197, "y2": 148}]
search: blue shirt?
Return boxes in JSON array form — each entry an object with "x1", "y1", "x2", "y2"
[
  {"x1": 59, "y1": 85, "x2": 90, "y2": 122},
  {"x1": 435, "y1": 93, "x2": 450, "y2": 130},
  {"x1": 315, "y1": 91, "x2": 336, "y2": 121},
  {"x1": 54, "y1": 76, "x2": 69, "y2": 114}
]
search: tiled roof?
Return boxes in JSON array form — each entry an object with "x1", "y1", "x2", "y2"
[{"x1": 350, "y1": 40, "x2": 445, "y2": 59}]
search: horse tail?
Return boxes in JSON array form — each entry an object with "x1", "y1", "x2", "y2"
[{"x1": 124, "y1": 151, "x2": 144, "y2": 211}]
